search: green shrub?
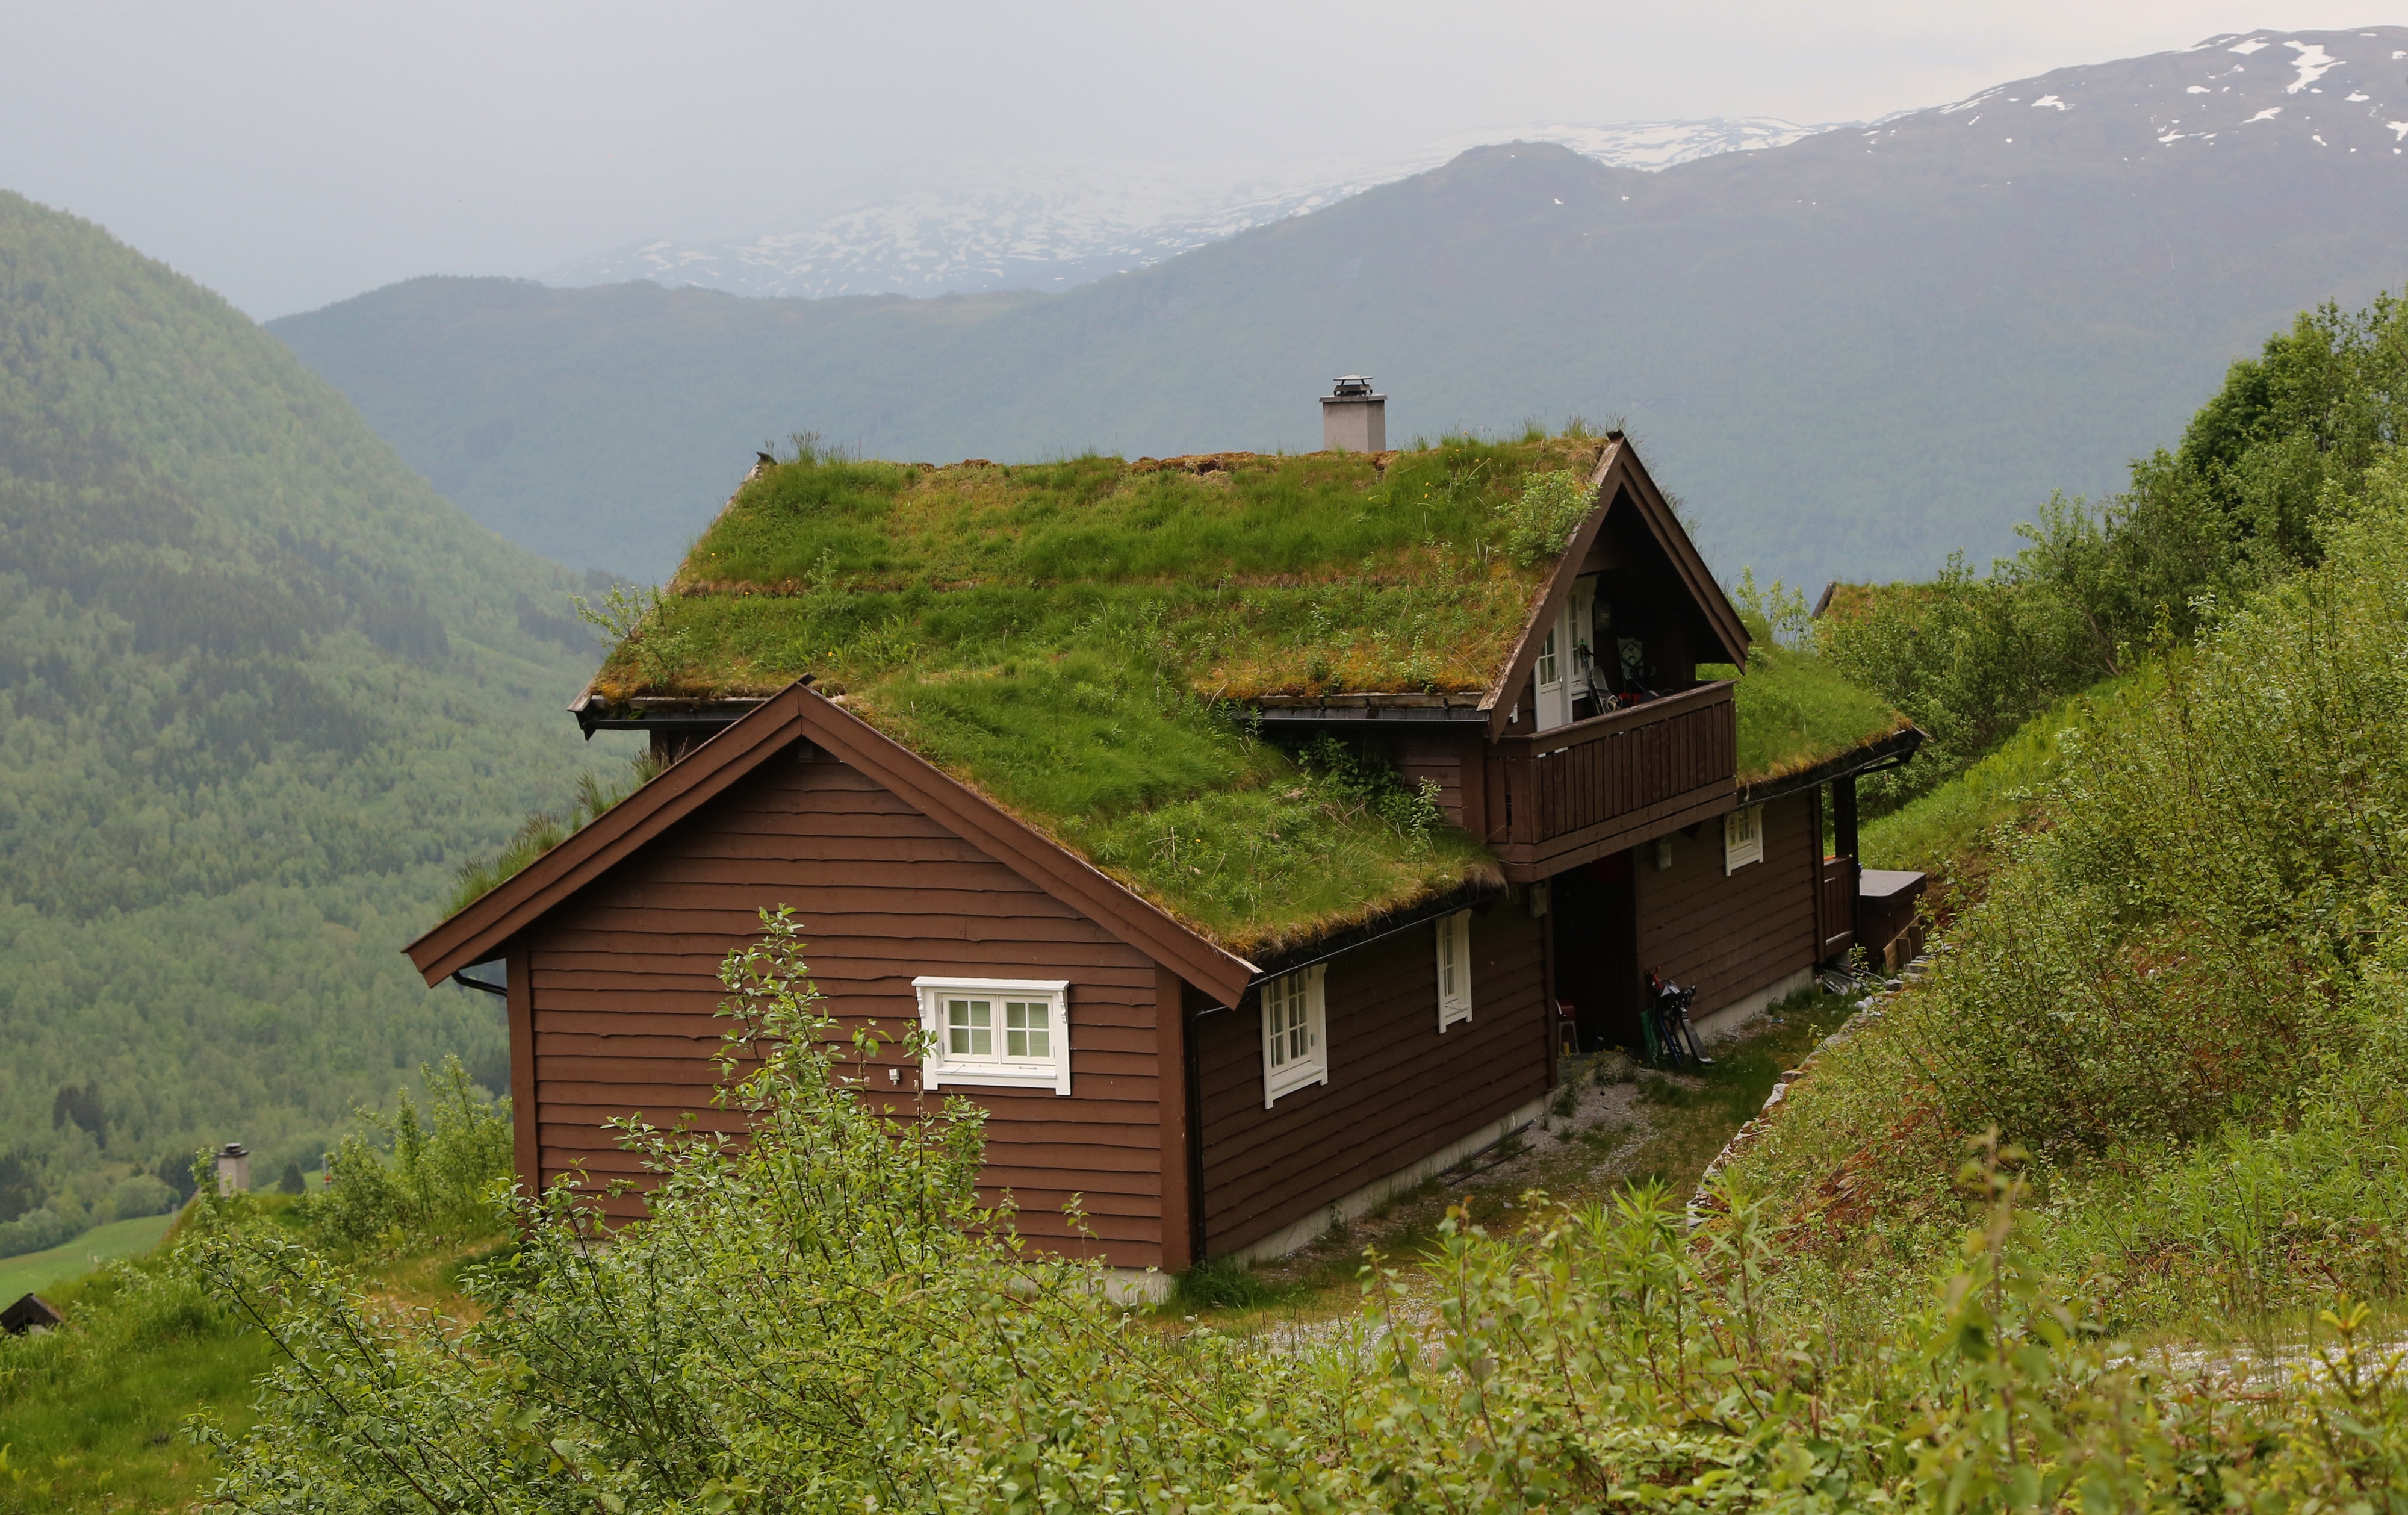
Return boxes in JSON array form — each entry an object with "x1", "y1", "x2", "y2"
[
  {"x1": 296, "y1": 1056, "x2": 512, "y2": 1252},
  {"x1": 1498, "y1": 468, "x2": 1591, "y2": 566},
  {"x1": 1819, "y1": 288, "x2": 2408, "y2": 811}
]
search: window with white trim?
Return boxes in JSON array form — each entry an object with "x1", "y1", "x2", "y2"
[
  {"x1": 912, "y1": 977, "x2": 1072, "y2": 1095},
  {"x1": 1723, "y1": 804, "x2": 1764, "y2": 874},
  {"x1": 1435, "y1": 910, "x2": 1474, "y2": 1031},
  {"x1": 1259, "y1": 963, "x2": 1327, "y2": 1107}
]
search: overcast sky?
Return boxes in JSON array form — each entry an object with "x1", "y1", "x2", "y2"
[{"x1": 2, "y1": 2, "x2": 2395, "y2": 319}]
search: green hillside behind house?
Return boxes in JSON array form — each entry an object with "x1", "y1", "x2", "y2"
[{"x1": 0, "y1": 191, "x2": 635, "y2": 1257}]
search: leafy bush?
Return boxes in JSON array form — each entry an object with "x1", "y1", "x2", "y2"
[
  {"x1": 0, "y1": 1205, "x2": 70, "y2": 1259},
  {"x1": 1819, "y1": 288, "x2": 2408, "y2": 810},
  {"x1": 296, "y1": 1056, "x2": 513, "y2": 1252},
  {"x1": 106, "y1": 1173, "x2": 178, "y2": 1221},
  {"x1": 1499, "y1": 467, "x2": 1592, "y2": 565}
]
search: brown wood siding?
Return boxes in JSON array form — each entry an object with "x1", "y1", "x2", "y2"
[
  {"x1": 1194, "y1": 898, "x2": 1550, "y2": 1256},
  {"x1": 1395, "y1": 733, "x2": 1468, "y2": 828},
  {"x1": 518, "y1": 754, "x2": 1170, "y2": 1267},
  {"x1": 1634, "y1": 791, "x2": 1819, "y2": 1013}
]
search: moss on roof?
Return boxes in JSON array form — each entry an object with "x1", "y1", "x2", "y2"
[
  {"x1": 574, "y1": 437, "x2": 1904, "y2": 955},
  {"x1": 1719, "y1": 644, "x2": 1913, "y2": 785}
]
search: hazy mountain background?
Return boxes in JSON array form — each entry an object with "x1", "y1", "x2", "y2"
[
  {"x1": 539, "y1": 119, "x2": 1834, "y2": 301},
  {"x1": 0, "y1": 191, "x2": 634, "y2": 1249},
  {"x1": 272, "y1": 27, "x2": 2408, "y2": 587}
]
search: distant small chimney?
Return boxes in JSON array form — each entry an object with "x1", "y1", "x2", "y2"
[
  {"x1": 1320, "y1": 375, "x2": 1386, "y2": 453},
  {"x1": 215, "y1": 1142, "x2": 250, "y2": 1197}
]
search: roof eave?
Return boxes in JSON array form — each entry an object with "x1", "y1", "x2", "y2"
[{"x1": 1736, "y1": 723, "x2": 1926, "y2": 807}]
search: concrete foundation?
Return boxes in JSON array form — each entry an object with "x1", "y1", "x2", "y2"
[
  {"x1": 1220, "y1": 1092, "x2": 1550, "y2": 1266},
  {"x1": 1689, "y1": 965, "x2": 1818, "y2": 1044}
]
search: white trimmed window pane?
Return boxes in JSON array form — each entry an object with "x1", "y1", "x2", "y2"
[
  {"x1": 1006, "y1": 1000, "x2": 1049, "y2": 1058},
  {"x1": 1537, "y1": 625, "x2": 1559, "y2": 687},
  {"x1": 949, "y1": 998, "x2": 992, "y2": 1056}
]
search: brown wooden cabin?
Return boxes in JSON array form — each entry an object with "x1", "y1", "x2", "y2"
[{"x1": 406, "y1": 434, "x2": 1917, "y2": 1295}]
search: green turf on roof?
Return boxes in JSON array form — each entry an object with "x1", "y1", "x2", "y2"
[
  {"x1": 571, "y1": 437, "x2": 1902, "y2": 953},
  {"x1": 1718, "y1": 644, "x2": 1912, "y2": 786}
]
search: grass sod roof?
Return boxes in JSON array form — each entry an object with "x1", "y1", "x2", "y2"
[{"x1": 579, "y1": 437, "x2": 1904, "y2": 954}]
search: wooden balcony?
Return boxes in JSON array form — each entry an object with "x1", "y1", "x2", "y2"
[{"x1": 1492, "y1": 680, "x2": 1736, "y2": 879}]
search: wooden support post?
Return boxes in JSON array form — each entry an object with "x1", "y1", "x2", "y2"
[
  {"x1": 1832, "y1": 774, "x2": 1861, "y2": 951},
  {"x1": 505, "y1": 942, "x2": 539, "y2": 1201},
  {"x1": 1154, "y1": 963, "x2": 1195, "y2": 1275}
]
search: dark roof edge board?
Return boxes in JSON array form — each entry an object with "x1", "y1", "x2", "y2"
[
  {"x1": 1223, "y1": 876, "x2": 1509, "y2": 1000},
  {"x1": 414, "y1": 682, "x2": 1260, "y2": 1004},
  {"x1": 1737, "y1": 724, "x2": 1926, "y2": 807},
  {"x1": 571, "y1": 691, "x2": 764, "y2": 736}
]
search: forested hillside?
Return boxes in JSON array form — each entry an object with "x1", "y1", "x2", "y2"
[
  {"x1": 272, "y1": 28, "x2": 2408, "y2": 583},
  {"x1": 0, "y1": 192, "x2": 631, "y2": 1255}
]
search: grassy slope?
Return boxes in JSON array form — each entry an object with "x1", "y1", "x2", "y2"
[
  {"x1": 0, "y1": 192, "x2": 638, "y2": 1239},
  {"x1": 1859, "y1": 666, "x2": 2161, "y2": 880},
  {"x1": 0, "y1": 1213, "x2": 174, "y2": 1301},
  {"x1": 1721, "y1": 465, "x2": 2408, "y2": 1340}
]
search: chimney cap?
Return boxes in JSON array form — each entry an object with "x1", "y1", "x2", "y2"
[
  {"x1": 1329, "y1": 375, "x2": 1375, "y2": 397},
  {"x1": 219, "y1": 1142, "x2": 248, "y2": 1157}
]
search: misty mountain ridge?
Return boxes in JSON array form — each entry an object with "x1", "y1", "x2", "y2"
[
  {"x1": 278, "y1": 26, "x2": 2408, "y2": 588},
  {"x1": 539, "y1": 118, "x2": 1832, "y2": 300}
]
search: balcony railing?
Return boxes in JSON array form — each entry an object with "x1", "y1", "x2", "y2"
[{"x1": 1492, "y1": 680, "x2": 1736, "y2": 877}]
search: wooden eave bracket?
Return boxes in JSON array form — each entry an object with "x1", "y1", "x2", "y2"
[{"x1": 406, "y1": 682, "x2": 1259, "y2": 1007}]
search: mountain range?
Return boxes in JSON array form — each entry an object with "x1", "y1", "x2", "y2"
[
  {"x1": 273, "y1": 27, "x2": 2408, "y2": 587},
  {"x1": 539, "y1": 119, "x2": 1832, "y2": 302}
]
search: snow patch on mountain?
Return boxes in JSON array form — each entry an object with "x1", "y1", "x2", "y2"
[{"x1": 542, "y1": 118, "x2": 1832, "y2": 302}]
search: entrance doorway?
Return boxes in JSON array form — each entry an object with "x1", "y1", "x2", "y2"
[{"x1": 1550, "y1": 850, "x2": 1641, "y2": 1052}]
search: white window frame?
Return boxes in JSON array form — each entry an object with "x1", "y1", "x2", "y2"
[
  {"x1": 912, "y1": 977, "x2": 1072, "y2": 1095},
  {"x1": 1533, "y1": 602, "x2": 1575, "y2": 732},
  {"x1": 1259, "y1": 963, "x2": 1328, "y2": 1107},
  {"x1": 1435, "y1": 910, "x2": 1474, "y2": 1032},
  {"x1": 1724, "y1": 804, "x2": 1764, "y2": 874}
]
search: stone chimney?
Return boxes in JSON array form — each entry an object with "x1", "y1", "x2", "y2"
[
  {"x1": 214, "y1": 1142, "x2": 250, "y2": 1196},
  {"x1": 1320, "y1": 375, "x2": 1386, "y2": 453}
]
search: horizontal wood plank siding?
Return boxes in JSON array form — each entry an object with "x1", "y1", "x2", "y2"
[
  {"x1": 520, "y1": 755, "x2": 1168, "y2": 1267},
  {"x1": 1634, "y1": 791, "x2": 1819, "y2": 1012},
  {"x1": 1195, "y1": 898, "x2": 1549, "y2": 1256}
]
